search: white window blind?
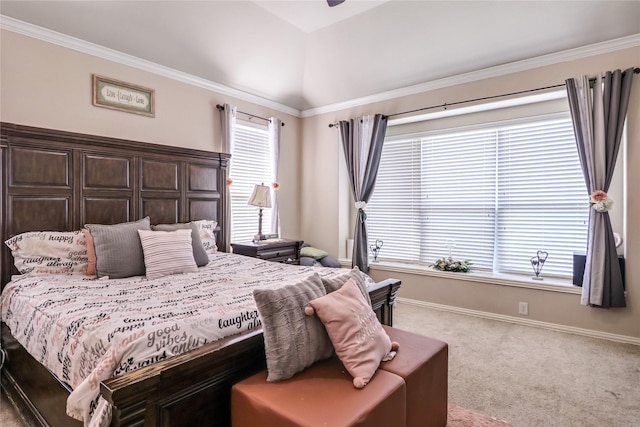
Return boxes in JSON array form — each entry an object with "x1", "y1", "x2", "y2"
[
  {"x1": 229, "y1": 121, "x2": 273, "y2": 243},
  {"x1": 367, "y1": 115, "x2": 589, "y2": 278}
]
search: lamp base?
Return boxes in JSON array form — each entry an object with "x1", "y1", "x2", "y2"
[{"x1": 253, "y1": 233, "x2": 267, "y2": 243}]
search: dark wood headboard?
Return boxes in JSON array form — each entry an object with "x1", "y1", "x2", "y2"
[{"x1": 1, "y1": 123, "x2": 230, "y2": 288}]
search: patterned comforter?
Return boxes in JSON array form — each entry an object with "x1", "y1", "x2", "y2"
[{"x1": 0, "y1": 252, "x2": 364, "y2": 426}]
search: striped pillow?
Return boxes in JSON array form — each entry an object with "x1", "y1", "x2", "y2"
[{"x1": 138, "y1": 229, "x2": 198, "y2": 280}]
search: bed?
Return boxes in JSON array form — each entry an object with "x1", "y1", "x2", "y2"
[{"x1": 0, "y1": 123, "x2": 401, "y2": 427}]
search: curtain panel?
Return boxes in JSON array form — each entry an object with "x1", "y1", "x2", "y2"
[
  {"x1": 268, "y1": 118, "x2": 282, "y2": 236},
  {"x1": 565, "y1": 68, "x2": 634, "y2": 308},
  {"x1": 220, "y1": 103, "x2": 237, "y2": 252},
  {"x1": 339, "y1": 114, "x2": 388, "y2": 273}
]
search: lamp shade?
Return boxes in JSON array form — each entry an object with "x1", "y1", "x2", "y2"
[{"x1": 248, "y1": 183, "x2": 272, "y2": 208}]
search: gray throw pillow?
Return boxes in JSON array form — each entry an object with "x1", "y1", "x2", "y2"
[
  {"x1": 299, "y1": 256, "x2": 320, "y2": 267},
  {"x1": 85, "y1": 217, "x2": 151, "y2": 279},
  {"x1": 321, "y1": 267, "x2": 371, "y2": 306},
  {"x1": 319, "y1": 255, "x2": 341, "y2": 268},
  {"x1": 151, "y1": 222, "x2": 209, "y2": 267},
  {"x1": 253, "y1": 273, "x2": 333, "y2": 382}
]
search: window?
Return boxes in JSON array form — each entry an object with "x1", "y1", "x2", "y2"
[
  {"x1": 229, "y1": 121, "x2": 273, "y2": 242},
  {"x1": 366, "y1": 114, "x2": 589, "y2": 278}
]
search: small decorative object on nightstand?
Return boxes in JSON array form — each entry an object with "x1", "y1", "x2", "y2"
[{"x1": 231, "y1": 239, "x2": 304, "y2": 265}]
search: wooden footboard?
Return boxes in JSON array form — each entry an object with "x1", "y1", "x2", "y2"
[
  {"x1": 1, "y1": 279, "x2": 400, "y2": 427},
  {"x1": 103, "y1": 329, "x2": 266, "y2": 427},
  {"x1": 369, "y1": 278, "x2": 402, "y2": 326}
]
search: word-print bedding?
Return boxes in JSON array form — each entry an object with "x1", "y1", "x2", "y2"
[{"x1": 1, "y1": 252, "x2": 358, "y2": 426}]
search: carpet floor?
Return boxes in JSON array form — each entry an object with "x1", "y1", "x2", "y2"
[
  {"x1": 394, "y1": 302, "x2": 640, "y2": 427},
  {"x1": 448, "y1": 404, "x2": 511, "y2": 427}
]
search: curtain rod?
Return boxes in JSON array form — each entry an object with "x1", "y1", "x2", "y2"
[
  {"x1": 216, "y1": 104, "x2": 285, "y2": 126},
  {"x1": 328, "y1": 67, "x2": 639, "y2": 128}
]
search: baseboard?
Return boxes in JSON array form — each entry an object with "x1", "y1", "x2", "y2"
[{"x1": 397, "y1": 297, "x2": 640, "y2": 346}]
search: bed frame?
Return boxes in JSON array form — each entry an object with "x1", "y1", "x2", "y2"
[{"x1": 0, "y1": 123, "x2": 401, "y2": 427}]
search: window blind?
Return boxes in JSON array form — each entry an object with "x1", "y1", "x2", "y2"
[
  {"x1": 367, "y1": 138, "x2": 423, "y2": 261},
  {"x1": 495, "y1": 118, "x2": 588, "y2": 276},
  {"x1": 366, "y1": 114, "x2": 588, "y2": 278},
  {"x1": 229, "y1": 121, "x2": 273, "y2": 243}
]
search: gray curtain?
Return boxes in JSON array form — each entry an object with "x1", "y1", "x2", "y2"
[
  {"x1": 565, "y1": 68, "x2": 634, "y2": 307},
  {"x1": 220, "y1": 103, "x2": 237, "y2": 252},
  {"x1": 268, "y1": 117, "x2": 281, "y2": 236},
  {"x1": 339, "y1": 114, "x2": 388, "y2": 273}
]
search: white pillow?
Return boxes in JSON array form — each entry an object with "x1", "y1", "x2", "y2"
[
  {"x1": 193, "y1": 220, "x2": 218, "y2": 259},
  {"x1": 137, "y1": 229, "x2": 198, "y2": 280},
  {"x1": 5, "y1": 230, "x2": 88, "y2": 275}
]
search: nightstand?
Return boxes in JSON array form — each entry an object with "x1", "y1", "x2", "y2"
[{"x1": 231, "y1": 239, "x2": 304, "y2": 264}]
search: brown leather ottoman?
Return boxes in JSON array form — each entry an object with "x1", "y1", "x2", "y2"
[
  {"x1": 380, "y1": 325, "x2": 448, "y2": 427},
  {"x1": 232, "y1": 356, "x2": 406, "y2": 427}
]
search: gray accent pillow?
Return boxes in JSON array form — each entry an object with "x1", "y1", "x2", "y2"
[
  {"x1": 151, "y1": 222, "x2": 209, "y2": 267},
  {"x1": 85, "y1": 217, "x2": 151, "y2": 279},
  {"x1": 319, "y1": 255, "x2": 341, "y2": 268},
  {"x1": 299, "y1": 256, "x2": 320, "y2": 267},
  {"x1": 253, "y1": 273, "x2": 333, "y2": 382},
  {"x1": 321, "y1": 267, "x2": 372, "y2": 306}
]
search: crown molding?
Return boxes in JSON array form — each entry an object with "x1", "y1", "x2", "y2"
[
  {"x1": 0, "y1": 15, "x2": 302, "y2": 118},
  {"x1": 301, "y1": 33, "x2": 640, "y2": 118},
  {"x1": 2, "y1": 15, "x2": 638, "y2": 120}
]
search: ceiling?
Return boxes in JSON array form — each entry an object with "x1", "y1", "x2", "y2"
[
  {"x1": 1, "y1": 1, "x2": 639, "y2": 113},
  {"x1": 254, "y1": 1, "x2": 392, "y2": 33}
]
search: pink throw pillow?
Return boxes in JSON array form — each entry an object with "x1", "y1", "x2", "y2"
[
  {"x1": 82, "y1": 228, "x2": 96, "y2": 276},
  {"x1": 307, "y1": 278, "x2": 396, "y2": 388}
]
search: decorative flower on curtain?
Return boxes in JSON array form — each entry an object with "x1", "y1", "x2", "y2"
[
  {"x1": 589, "y1": 190, "x2": 613, "y2": 212},
  {"x1": 271, "y1": 182, "x2": 280, "y2": 191},
  {"x1": 355, "y1": 201, "x2": 367, "y2": 222},
  {"x1": 226, "y1": 177, "x2": 233, "y2": 187}
]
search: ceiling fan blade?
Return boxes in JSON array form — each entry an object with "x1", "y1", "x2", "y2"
[{"x1": 327, "y1": 0, "x2": 346, "y2": 7}]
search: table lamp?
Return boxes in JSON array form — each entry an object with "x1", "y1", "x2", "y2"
[{"x1": 247, "y1": 183, "x2": 272, "y2": 242}]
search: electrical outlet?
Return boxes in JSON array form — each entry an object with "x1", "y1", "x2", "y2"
[{"x1": 518, "y1": 302, "x2": 529, "y2": 316}]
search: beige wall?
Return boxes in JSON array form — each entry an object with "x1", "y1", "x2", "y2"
[
  {"x1": 0, "y1": 30, "x2": 302, "y2": 239},
  {"x1": 301, "y1": 46, "x2": 640, "y2": 339}
]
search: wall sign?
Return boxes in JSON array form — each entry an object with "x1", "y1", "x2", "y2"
[{"x1": 92, "y1": 75, "x2": 155, "y2": 117}]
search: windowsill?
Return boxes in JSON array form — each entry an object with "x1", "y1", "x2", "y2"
[{"x1": 339, "y1": 258, "x2": 582, "y2": 295}]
